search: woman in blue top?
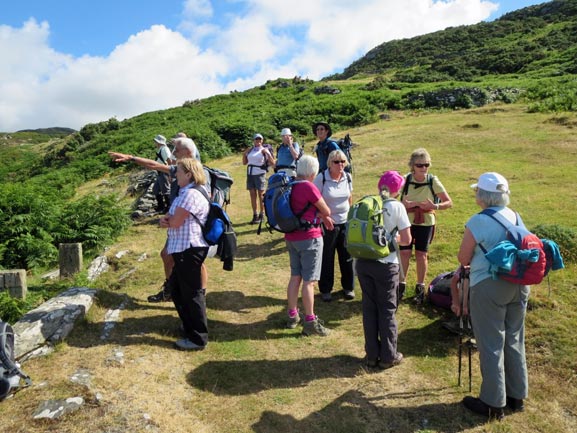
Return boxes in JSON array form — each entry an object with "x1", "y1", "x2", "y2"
[
  {"x1": 457, "y1": 172, "x2": 529, "y2": 421},
  {"x1": 275, "y1": 128, "x2": 301, "y2": 176}
]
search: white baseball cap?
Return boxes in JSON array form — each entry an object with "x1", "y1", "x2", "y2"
[
  {"x1": 471, "y1": 172, "x2": 510, "y2": 193},
  {"x1": 281, "y1": 128, "x2": 292, "y2": 136}
]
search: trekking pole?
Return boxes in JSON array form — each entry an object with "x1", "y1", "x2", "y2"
[{"x1": 457, "y1": 266, "x2": 472, "y2": 392}]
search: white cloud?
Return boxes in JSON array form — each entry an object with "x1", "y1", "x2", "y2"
[{"x1": 0, "y1": 0, "x2": 499, "y2": 131}]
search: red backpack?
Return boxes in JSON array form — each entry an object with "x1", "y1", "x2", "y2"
[{"x1": 479, "y1": 209, "x2": 547, "y2": 285}]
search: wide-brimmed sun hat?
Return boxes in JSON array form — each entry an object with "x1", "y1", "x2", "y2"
[
  {"x1": 312, "y1": 121, "x2": 331, "y2": 137},
  {"x1": 153, "y1": 134, "x2": 166, "y2": 145}
]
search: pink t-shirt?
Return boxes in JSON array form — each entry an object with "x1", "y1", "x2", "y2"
[{"x1": 285, "y1": 181, "x2": 323, "y2": 242}]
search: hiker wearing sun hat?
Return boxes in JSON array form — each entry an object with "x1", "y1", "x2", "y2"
[
  {"x1": 313, "y1": 121, "x2": 339, "y2": 173},
  {"x1": 355, "y1": 170, "x2": 412, "y2": 370},
  {"x1": 242, "y1": 133, "x2": 275, "y2": 224},
  {"x1": 457, "y1": 172, "x2": 527, "y2": 420},
  {"x1": 275, "y1": 127, "x2": 301, "y2": 177},
  {"x1": 152, "y1": 134, "x2": 173, "y2": 213}
]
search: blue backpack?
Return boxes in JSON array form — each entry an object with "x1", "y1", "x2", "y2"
[
  {"x1": 258, "y1": 172, "x2": 316, "y2": 234},
  {"x1": 192, "y1": 186, "x2": 237, "y2": 270}
]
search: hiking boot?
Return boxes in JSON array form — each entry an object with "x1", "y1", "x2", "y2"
[
  {"x1": 379, "y1": 352, "x2": 403, "y2": 370},
  {"x1": 413, "y1": 283, "x2": 425, "y2": 305},
  {"x1": 302, "y1": 317, "x2": 330, "y2": 337},
  {"x1": 175, "y1": 338, "x2": 206, "y2": 351},
  {"x1": 343, "y1": 290, "x2": 355, "y2": 300},
  {"x1": 398, "y1": 282, "x2": 406, "y2": 301},
  {"x1": 365, "y1": 358, "x2": 379, "y2": 369},
  {"x1": 506, "y1": 397, "x2": 524, "y2": 413},
  {"x1": 147, "y1": 283, "x2": 172, "y2": 302},
  {"x1": 462, "y1": 396, "x2": 504, "y2": 421},
  {"x1": 286, "y1": 313, "x2": 303, "y2": 329},
  {"x1": 321, "y1": 292, "x2": 332, "y2": 302},
  {"x1": 250, "y1": 214, "x2": 259, "y2": 224}
]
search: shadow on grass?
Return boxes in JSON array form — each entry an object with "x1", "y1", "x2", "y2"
[
  {"x1": 398, "y1": 320, "x2": 459, "y2": 359},
  {"x1": 187, "y1": 355, "x2": 362, "y2": 395},
  {"x1": 251, "y1": 389, "x2": 484, "y2": 433}
]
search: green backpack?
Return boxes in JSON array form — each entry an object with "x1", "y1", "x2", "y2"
[{"x1": 345, "y1": 195, "x2": 398, "y2": 260}]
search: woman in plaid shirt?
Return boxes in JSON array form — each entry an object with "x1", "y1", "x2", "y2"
[{"x1": 159, "y1": 158, "x2": 210, "y2": 351}]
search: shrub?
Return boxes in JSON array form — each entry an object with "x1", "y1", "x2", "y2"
[{"x1": 532, "y1": 224, "x2": 577, "y2": 264}]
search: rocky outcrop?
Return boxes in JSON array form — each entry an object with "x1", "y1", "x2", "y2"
[{"x1": 13, "y1": 287, "x2": 97, "y2": 359}]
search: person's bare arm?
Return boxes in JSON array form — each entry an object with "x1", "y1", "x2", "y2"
[{"x1": 108, "y1": 151, "x2": 169, "y2": 173}]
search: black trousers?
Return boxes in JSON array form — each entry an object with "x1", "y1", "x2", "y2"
[
  {"x1": 319, "y1": 223, "x2": 354, "y2": 293},
  {"x1": 356, "y1": 260, "x2": 399, "y2": 363},
  {"x1": 169, "y1": 246, "x2": 209, "y2": 347}
]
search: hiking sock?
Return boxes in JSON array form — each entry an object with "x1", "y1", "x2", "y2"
[
  {"x1": 288, "y1": 308, "x2": 298, "y2": 318},
  {"x1": 305, "y1": 314, "x2": 316, "y2": 322}
]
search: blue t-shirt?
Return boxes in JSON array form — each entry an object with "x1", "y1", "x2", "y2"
[
  {"x1": 276, "y1": 142, "x2": 300, "y2": 169},
  {"x1": 465, "y1": 206, "x2": 517, "y2": 286},
  {"x1": 315, "y1": 139, "x2": 339, "y2": 172}
]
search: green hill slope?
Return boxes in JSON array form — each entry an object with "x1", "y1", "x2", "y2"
[{"x1": 329, "y1": 0, "x2": 577, "y2": 81}]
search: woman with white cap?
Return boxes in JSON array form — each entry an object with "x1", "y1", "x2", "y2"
[
  {"x1": 242, "y1": 133, "x2": 275, "y2": 224},
  {"x1": 356, "y1": 171, "x2": 412, "y2": 370},
  {"x1": 275, "y1": 127, "x2": 301, "y2": 177},
  {"x1": 457, "y1": 172, "x2": 528, "y2": 421}
]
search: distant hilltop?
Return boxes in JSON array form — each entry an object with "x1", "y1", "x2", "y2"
[{"x1": 16, "y1": 127, "x2": 77, "y2": 136}]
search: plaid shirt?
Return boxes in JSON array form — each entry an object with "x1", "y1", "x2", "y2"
[{"x1": 166, "y1": 183, "x2": 209, "y2": 254}]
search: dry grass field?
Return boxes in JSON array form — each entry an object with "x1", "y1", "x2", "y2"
[{"x1": 1, "y1": 104, "x2": 576, "y2": 433}]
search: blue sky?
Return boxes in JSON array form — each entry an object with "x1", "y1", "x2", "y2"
[{"x1": 0, "y1": 0, "x2": 548, "y2": 131}]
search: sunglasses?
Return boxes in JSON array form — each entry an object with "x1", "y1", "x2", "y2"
[
  {"x1": 415, "y1": 163, "x2": 430, "y2": 168},
  {"x1": 333, "y1": 160, "x2": 346, "y2": 164}
]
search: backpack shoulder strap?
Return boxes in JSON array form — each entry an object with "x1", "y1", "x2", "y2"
[
  {"x1": 480, "y1": 208, "x2": 521, "y2": 230},
  {"x1": 426, "y1": 173, "x2": 437, "y2": 197},
  {"x1": 400, "y1": 173, "x2": 412, "y2": 199},
  {"x1": 289, "y1": 180, "x2": 312, "y2": 218}
]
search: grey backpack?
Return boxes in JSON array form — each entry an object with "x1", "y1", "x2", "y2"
[{"x1": 0, "y1": 320, "x2": 31, "y2": 400}]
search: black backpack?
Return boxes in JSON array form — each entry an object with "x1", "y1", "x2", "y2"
[
  {"x1": 319, "y1": 134, "x2": 354, "y2": 173},
  {"x1": 0, "y1": 320, "x2": 32, "y2": 401},
  {"x1": 203, "y1": 166, "x2": 234, "y2": 207},
  {"x1": 400, "y1": 173, "x2": 440, "y2": 204}
]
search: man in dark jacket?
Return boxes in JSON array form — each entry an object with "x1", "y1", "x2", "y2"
[{"x1": 313, "y1": 122, "x2": 339, "y2": 173}]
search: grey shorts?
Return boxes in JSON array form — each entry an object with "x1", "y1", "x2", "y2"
[
  {"x1": 286, "y1": 237, "x2": 323, "y2": 281},
  {"x1": 246, "y1": 174, "x2": 266, "y2": 191}
]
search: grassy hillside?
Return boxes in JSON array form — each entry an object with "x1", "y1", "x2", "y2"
[
  {"x1": 330, "y1": 0, "x2": 577, "y2": 81},
  {"x1": 0, "y1": 104, "x2": 575, "y2": 433}
]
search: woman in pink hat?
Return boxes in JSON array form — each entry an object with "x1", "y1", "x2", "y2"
[{"x1": 356, "y1": 171, "x2": 412, "y2": 370}]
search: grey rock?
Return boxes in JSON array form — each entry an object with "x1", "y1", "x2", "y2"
[
  {"x1": 13, "y1": 287, "x2": 97, "y2": 359},
  {"x1": 32, "y1": 397, "x2": 84, "y2": 419}
]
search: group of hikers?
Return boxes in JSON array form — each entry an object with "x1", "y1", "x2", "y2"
[{"x1": 109, "y1": 122, "x2": 533, "y2": 422}]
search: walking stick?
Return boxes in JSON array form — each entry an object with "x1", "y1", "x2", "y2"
[{"x1": 457, "y1": 266, "x2": 472, "y2": 392}]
